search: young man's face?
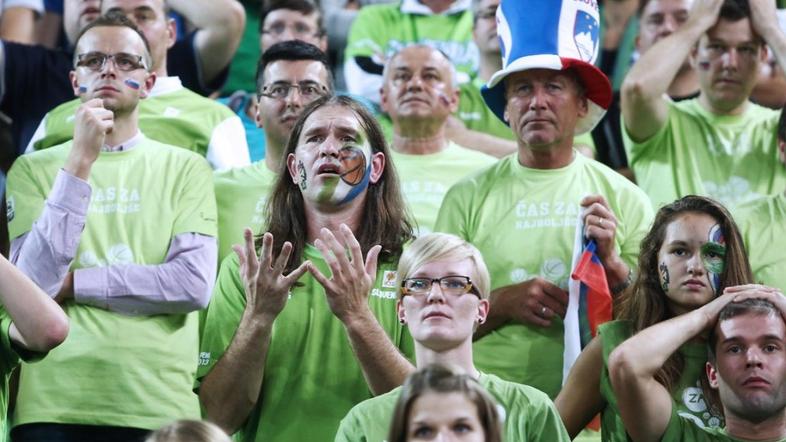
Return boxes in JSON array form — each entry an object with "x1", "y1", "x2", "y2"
[
  {"x1": 256, "y1": 59, "x2": 331, "y2": 149},
  {"x1": 380, "y1": 46, "x2": 459, "y2": 125},
  {"x1": 692, "y1": 18, "x2": 766, "y2": 113},
  {"x1": 286, "y1": 105, "x2": 384, "y2": 208},
  {"x1": 102, "y1": 0, "x2": 176, "y2": 73},
  {"x1": 259, "y1": 9, "x2": 326, "y2": 52},
  {"x1": 636, "y1": 0, "x2": 692, "y2": 54},
  {"x1": 71, "y1": 26, "x2": 155, "y2": 113},
  {"x1": 64, "y1": 0, "x2": 101, "y2": 45},
  {"x1": 708, "y1": 312, "x2": 786, "y2": 422},
  {"x1": 472, "y1": 0, "x2": 500, "y2": 55},
  {"x1": 503, "y1": 69, "x2": 588, "y2": 150}
]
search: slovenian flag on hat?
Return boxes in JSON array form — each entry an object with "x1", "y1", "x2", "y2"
[{"x1": 481, "y1": 0, "x2": 612, "y2": 135}]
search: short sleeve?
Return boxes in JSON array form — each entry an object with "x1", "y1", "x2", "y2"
[{"x1": 433, "y1": 182, "x2": 472, "y2": 240}]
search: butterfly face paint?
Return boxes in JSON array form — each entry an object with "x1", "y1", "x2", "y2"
[
  {"x1": 701, "y1": 224, "x2": 726, "y2": 295},
  {"x1": 314, "y1": 144, "x2": 372, "y2": 206}
]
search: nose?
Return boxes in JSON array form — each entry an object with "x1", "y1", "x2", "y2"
[
  {"x1": 686, "y1": 254, "x2": 705, "y2": 276},
  {"x1": 659, "y1": 15, "x2": 678, "y2": 36},
  {"x1": 405, "y1": 74, "x2": 424, "y2": 91},
  {"x1": 284, "y1": 86, "x2": 305, "y2": 108},
  {"x1": 745, "y1": 347, "x2": 764, "y2": 367},
  {"x1": 528, "y1": 85, "x2": 548, "y2": 110},
  {"x1": 99, "y1": 56, "x2": 119, "y2": 77},
  {"x1": 318, "y1": 135, "x2": 341, "y2": 157},
  {"x1": 720, "y1": 48, "x2": 740, "y2": 69},
  {"x1": 425, "y1": 282, "x2": 446, "y2": 304}
]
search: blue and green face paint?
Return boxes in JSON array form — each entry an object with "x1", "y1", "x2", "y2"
[
  {"x1": 300, "y1": 140, "x2": 373, "y2": 206},
  {"x1": 702, "y1": 224, "x2": 726, "y2": 295}
]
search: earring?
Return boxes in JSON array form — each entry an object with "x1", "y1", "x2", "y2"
[
  {"x1": 478, "y1": 317, "x2": 485, "y2": 325},
  {"x1": 399, "y1": 318, "x2": 406, "y2": 324}
]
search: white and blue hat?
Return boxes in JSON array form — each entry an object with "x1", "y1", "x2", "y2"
[{"x1": 481, "y1": 0, "x2": 612, "y2": 135}]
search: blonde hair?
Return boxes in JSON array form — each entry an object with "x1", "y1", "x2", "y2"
[
  {"x1": 396, "y1": 233, "x2": 491, "y2": 300},
  {"x1": 145, "y1": 420, "x2": 231, "y2": 442}
]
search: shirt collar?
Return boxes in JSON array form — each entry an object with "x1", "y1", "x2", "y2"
[
  {"x1": 149, "y1": 75, "x2": 183, "y2": 97},
  {"x1": 400, "y1": 0, "x2": 470, "y2": 15},
  {"x1": 102, "y1": 131, "x2": 144, "y2": 152}
]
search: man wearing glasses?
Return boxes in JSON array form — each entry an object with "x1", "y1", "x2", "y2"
[
  {"x1": 6, "y1": 13, "x2": 217, "y2": 441},
  {"x1": 336, "y1": 232, "x2": 570, "y2": 441},
  {"x1": 213, "y1": 40, "x2": 333, "y2": 262}
]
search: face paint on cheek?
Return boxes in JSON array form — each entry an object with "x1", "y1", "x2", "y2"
[
  {"x1": 78, "y1": 85, "x2": 88, "y2": 94},
  {"x1": 332, "y1": 144, "x2": 372, "y2": 205},
  {"x1": 698, "y1": 61, "x2": 711, "y2": 71},
  {"x1": 659, "y1": 262, "x2": 670, "y2": 293},
  {"x1": 124, "y1": 79, "x2": 141, "y2": 90},
  {"x1": 297, "y1": 160, "x2": 308, "y2": 191},
  {"x1": 702, "y1": 224, "x2": 727, "y2": 295}
]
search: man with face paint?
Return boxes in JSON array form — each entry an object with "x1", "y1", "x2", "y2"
[
  {"x1": 25, "y1": 0, "x2": 250, "y2": 170},
  {"x1": 214, "y1": 40, "x2": 333, "y2": 262},
  {"x1": 737, "y1": 105, "x2": 786, "y2": 293},
  {"x1": 622, "y1": 0, "x2": 786, "y2": 210},
  {"x1": 1, "y1": 0, "x2": 246, "y2": 156},
  {"x1": 5, "y1": 13, "x2": 217, "y2": 442},
  {"x1": 380, "y1": 44, "x2": 496, "y2": 234},
  {"x1": 610, "y1": 288, "x2": 786, "y2": 441},
  {"x1": 198, "y1": 95, "x2": 417, "y2": 441}
]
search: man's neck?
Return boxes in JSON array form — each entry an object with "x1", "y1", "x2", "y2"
[
  {"x1": 304, "y1": 199, "x2": 366, "y2": 245},
  {"x1": 414, "y1": 340, "x2": 479, "y2": 378},
  {"x1": 104, "y1": 111, "x2": 140, "y2": 146},
  {"x1": 724, "y1": 411, "x2": 786, "y2": 441},
  {"x1": 667, "y1": 67, "x2": 699, "y2": 99},
  {"x1": 420, "y1": 0, "x2": 454, "y2": 14},
  {"x1": 518, "y1": 141, "x2": 575, "y2": 169},
  {"x1": 264, "y1": 142, "x2": 285, "y2": 173},
  {"x1": 697, "y1": 92, "x2": 749, "y2": 116},
  {"x1": 392, "y1": 127, "x2": 450, "y2": 155},
  {"x1": 479, "y1": 54, "x2": 502, "y2": 83}
]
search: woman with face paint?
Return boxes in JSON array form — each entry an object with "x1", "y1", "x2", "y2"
[{"x1": 555, "y1": 195, "x2": 756, "y2": 440}]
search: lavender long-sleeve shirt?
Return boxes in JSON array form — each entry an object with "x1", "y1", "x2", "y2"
[{"x1": 11, "y1": 160, "x2": 217, "y2": 316}]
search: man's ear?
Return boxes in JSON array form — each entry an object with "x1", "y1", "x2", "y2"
[
  {"x1": 166, "y1": 17, "x2": 177, "y2": 50},
  {"x1": 139, "y1": 72, "x2": 157, "y2": 99},
  {"x1": 379, "y1": 86, "x2": 390, "y2": 114},
  {"x1": 70, "y1": 71, "x2": 82, "y2": 97},
  {"x1": 369, "y1": 152, "x2": 385, "y2": 184},
  {"x1": 254, "y1": 97, "x2": 264, "y2": 129},
  {"x1": 706, "y1": 361, "x2": 719, "y2": 389},
  {"x1": 286, "y1": 153, "x2": 300, "y2": 184}
]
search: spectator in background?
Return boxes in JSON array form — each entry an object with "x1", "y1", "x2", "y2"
[
  {"x1": 26, "y1": 1, "x2": 251, "y2": 170},
  {"x1": 220, "y1": 0, "x2": 327, "y2": 162},
  {"x1": 1, "y1": 0, "x2": 245, "y2": 155},
  {"x1": 434, "y1": 0, "x2": 653, "y2": 400},
  {"x1": 379, "y1": 44, "x2": 496, "y2": 234},
  {"x1": 6, "y1": 14, "x2": 217, "y2": 441},
  {"x1": 386, "y1": 365, "x2": 505, "y2": 442},
  {"x1": 344, "y1": 0, "x2": 476, "y2": 105},
  {"x1": 336, "y1": 233, "x2": 570, "y2": 442},
  {"x1": 0, "y1": 0, "x2": 42, "y2": 43},
  {"x1": 198, "y1": 95, "x2": 416, "y2": 441},
  {"x1": 737, "y1": 105, "x2": 786, "y2": 292},
  {"x1": 214, "y1": 40, "x2": 333, "y2": 262},
  {"x1": 622, "y1": 0, "x2": 786, "y2": 210}
]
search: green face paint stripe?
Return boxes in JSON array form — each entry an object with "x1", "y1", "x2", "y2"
[
  {"x1": 659, "y1": 262, "x2": 670, "y2": 293},
  {"x1": 701, "y1": 242, "x2": 726, "y2": 274},
  {"x1": 316, "y1": 176, "x2": 339, "y2": 203}
]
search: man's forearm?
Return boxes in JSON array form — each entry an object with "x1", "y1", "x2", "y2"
[
  {"x1": 200, "y1": 310, "x2": 274, "y2": 434},
  {"x1": 72, "y1": 233, "x2": 217, "y2": 315},
  {"x1": 447, "y1": 128, "x2": 516, "y2": 158},
  {"x1": 343, "y1": 310, "x2": 415, "y2": 395}
]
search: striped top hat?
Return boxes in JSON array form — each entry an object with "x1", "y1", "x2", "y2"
[{"x1": 481, "y1": 0, "x2": 612, "y2": 135}]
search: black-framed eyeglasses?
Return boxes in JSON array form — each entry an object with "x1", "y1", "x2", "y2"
[
  {"x1": 75, "y1": 52, "x2": 147, "y2": 72},
  {"x1": 261, "y1": 22, "x2": 322, "y2": 38},
  {"x1": 259, "y1": 82, "x2": 329, "y2": 100},
  {"x1": 401, "y1": 276, "x2": 478, "y2": 297}
]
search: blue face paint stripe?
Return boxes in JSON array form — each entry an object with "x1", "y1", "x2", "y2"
[{"x1": 338, "y1": 164, "x2": 371, "y2": 205}]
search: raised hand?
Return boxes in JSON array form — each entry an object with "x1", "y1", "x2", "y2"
[
  {"x1": 308, "y1": 224, "x2": 382, "y2": 324},
  {"x1": 233, "y1": 229, "x2": 309, "y2": 322},
  {"x1": 66, "y1": 99, "x2": 114, "y2": 179}
]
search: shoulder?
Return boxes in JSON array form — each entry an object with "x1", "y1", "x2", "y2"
[
  {"x1": 446, "y1": 155, "x2": 515, "y2": 195},
  {"x1": 482, "y1": 373, "x2": 551, "y2": 408},
  {"x1": 152, "y1": 87, "x2": 236, "y2": 120},
  {"x1": 355, "y1": 2, "x2": 401, "y2": 19},
  {"x1": 577, "y1": 156, "x2": 651, "y2": 202},
  {"x1": 213, "y1": 162, "x2": 275, "y2": 192}
]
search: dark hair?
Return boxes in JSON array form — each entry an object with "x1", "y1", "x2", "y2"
[
  {"x1": 255, "y1": 40, "x2": 334, "y2": 97},
  {"x1": 259, "y1": 0, "x2": 324, "y2": 35},
  {"x1": 615, "y1": 195, "x2": 753, "y2": 392},
  {"x1": 73, "y1": 11, "x2": 152, "y2": 68},
  {"x1": 708, "y1": 298, "x2": 782, "y2": 362},
  {"x1": 718, "y1": 0, "x2": 750, "y2": 21},
  {"x1": 778, "y1": 106, "x2": 786, "y2": 142},
  {"x1": 388, "y1": 365, "x2": 503, "y2": 442},
  {"x1": 262, "y1": 95, "x2": 415, "y2": 273},
  {"x1": 145, "y1": 420, "x2": 231, "y2": 442}
]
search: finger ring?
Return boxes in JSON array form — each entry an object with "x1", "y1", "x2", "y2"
[
  {"x1": 598, "y1": 217, "x2": 604, "y2": 227},
  {"x1": 541, "y1": 306, "x2": 548, "y2": 315}
]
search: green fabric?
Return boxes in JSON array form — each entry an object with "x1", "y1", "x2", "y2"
[
  {"x1": 222, "y1": 1, "x2": 261, "y2": 94},
  {"x1": 391, "y1": 142, "x2": 497, "y2": 234},
  {"x1": 32, "y1": 88, "x2": 238, "y2": 157},
  {"x1": 214, "y1": 162, "x2": 277, "y2": 262},
  {"x1": 737, "y1": 193, "x2": 786, "y2": 292},
  {"x1": 662, "y1": 406, "x2": 786, "y2": 442},
  {"x1": 197, "y1": 246, "x2": 415, "y2": 441},
  {"x1": 623, "y1": 99, "x2": 786, "y2": 210},
  {"x1": 457, "y1": 78, "x2": 516, "y2": 140},
  {"x1": 335, "y1": 371, "x2": 570, "y2": 442},
  {"x1": 433, "y1": 153, "x2": 653, "y2": 398},
  {"x1": 7, "y1": 139, "x2": 216, "y2": 429},
  {"x1": 598, "y1": 321, "x2": 723, "y2": 441},
  {"x1": 345, "y1": 2, "x2": 477, "y2": 78},
  {"x1": 0, "y1": 316, "x2": 17, "y2": 439}
]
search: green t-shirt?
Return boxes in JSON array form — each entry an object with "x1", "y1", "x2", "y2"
[
  {"x1": 623, "y1": 99, "x2": 786, "y2": 210},
  {"x1": 335, "y1": 371, "x2": 570, "y2": 442},
  {"x1": 0, "y1": 316, "x2": 18, "y2": 438},
  {"x1": 737, "y1": 193, "x2": 786, "y2": 292},
  {"x1": 458, "y1": 78, "x2": 516, "y2": 141},
  {"x1": 345, "y1": 1, "x2": 477, "y2": 100},
  {"x1": 433, "y1": 153, "x2": 654, "y2": 398},
  {"x1": 598, "y1": 321, "x2": 723, "y2": 441},
  {"x1": 7, "y1": 138, "x2": 217, "y2": 429},
  {"x1": 391, "y1": 142, "x2": 497, "y2": 234},
  {"x1": 661, "y1": 407, "x2": 786, "y2": 442},
  {"x1": 30, "y1": 80, "x2": 246, "y2": 168},
  {"x1": 197, "y1": 246, "x2": 415, "y2": 441},
  {"x1": 214, "y1": 162, "x2": 277, "y2": 262}
]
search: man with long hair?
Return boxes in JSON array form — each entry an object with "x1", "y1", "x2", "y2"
[{"x1": 198, "y1": 95, "x2": 417, "y2": 441}]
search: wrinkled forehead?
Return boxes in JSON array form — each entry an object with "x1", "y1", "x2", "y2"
[
  {"x1": 263, "y1": 8, "x2": 321, "y2": 28},
  {"x1": 299, "y1": 106, "x2": 366, "y2": 141},
  {"x1": 701, "y1": 17, "x2": 761, "y2": 47},
  {"x1": 640, "y1": 0, "x2": 692, "y2": 20},
  {"x1": 76, "y1": 25, "x2": 148, "y2": 58},
  {"x1": 388, "y1": 47, "x2": 452, "y2": 75},
  {"x1": 716, "y1": 311, "x2": 786, "y2": 345}
]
